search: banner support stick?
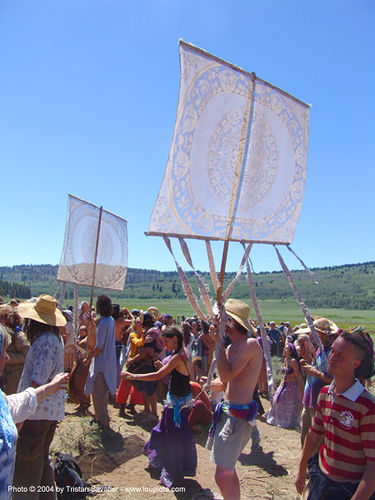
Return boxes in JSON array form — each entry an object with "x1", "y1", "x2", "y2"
[{"x1": 87, "y1": 206, "x2": 103, "y2": 354}]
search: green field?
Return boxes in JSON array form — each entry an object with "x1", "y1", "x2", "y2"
[
  {"x1": 74, "y1": 297, "x2": 375, "y2": 335},
  {"x1": 2, "y1": 262, "x2": 374, "y2": 336}
]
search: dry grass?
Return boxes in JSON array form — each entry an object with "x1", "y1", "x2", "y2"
[{"x1": 51, "y1": 414, "x2": 104, "y2": 457}]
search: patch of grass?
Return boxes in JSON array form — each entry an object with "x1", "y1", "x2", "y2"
[
  {"x1": 117, "y1": 298, "x2": 375, "y2": 334},
  {"x1": 77, "y1": 419, "x2": 104, "y2": 454},
  {"x1": 51, "y1": 417, "x2": 104, "y2": 457}
]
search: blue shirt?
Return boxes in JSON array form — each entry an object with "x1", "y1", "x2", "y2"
[
  {"x1": 0, "y1": 390, "x2": 17, "y2": 500},
  {"x1": 269, "y1": 328, "x2": 281, "y2": 343},
  {"x1": 85, "y1": 316, "x2": 116, "y2": 395},
  {"x1": 303, "y1": 345, "x2": 332, "y2": 409}
]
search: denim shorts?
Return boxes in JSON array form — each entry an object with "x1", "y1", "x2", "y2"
[{"x1": 210, "y1": 412, "x2": 252, "y2": 470}]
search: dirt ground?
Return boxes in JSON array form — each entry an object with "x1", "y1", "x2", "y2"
[{"x1": 52, "y1": 396, "x2": 302, "y2": 500}]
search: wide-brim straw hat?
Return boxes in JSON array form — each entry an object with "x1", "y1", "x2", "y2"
[
  {"x1": 225, "y1": 298, "x2": 255, "y2": 334},
  {"x1": 17, "y1": 294, "x2": 66, "y2": 327},
  {"x1": 297, "y1": 317, "x2": 339, "y2": 336}
]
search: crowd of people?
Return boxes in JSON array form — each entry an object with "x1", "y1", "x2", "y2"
[{"x1": 0, "y1": 293, "x2": 374, "y2": 500}]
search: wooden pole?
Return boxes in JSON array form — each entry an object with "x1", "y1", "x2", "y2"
[
  {"x1": 87, "y1": 206, "x2": 103, "y2": 354},
  {"x1": 216, "y1": 72, "x2": 256, "y2": 304},
  {"x1": 217, "y1": 240, "x2": 230, "y2": 303},
  {"x1": 74, "y1": 284, "x2": 79, "y2": 334}
]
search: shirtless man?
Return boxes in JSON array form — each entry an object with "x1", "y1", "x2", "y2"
[{"x1": 207, "y1": 298, "x2": 263, "y2": 500}]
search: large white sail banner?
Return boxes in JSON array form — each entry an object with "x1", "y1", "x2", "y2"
[
  {"x1": 57, "y1": 195, "x2": 128, "y2": 290},
  {"x1": 149, "y1": 41, "x2": 310, "y2": 244}
]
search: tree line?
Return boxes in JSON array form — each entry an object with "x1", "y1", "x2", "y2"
[
  {"x1": 0, "y1": 279, "x2": 32, "y2": 300},
  {"x1": 0, "y1": 261, "x2": 374, "y2": 310}
]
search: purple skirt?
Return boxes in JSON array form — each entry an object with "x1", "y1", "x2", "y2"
[
  {"x1": 143, "y1": 406, "x2": 197, "y2": 488},
  {"x1": 266, "y1": 380, "x2": 302, "y2": 429}
]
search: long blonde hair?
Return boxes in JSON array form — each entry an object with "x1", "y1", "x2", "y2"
[{"x1": 296, "y1": 333, "x2": 315, "y2": 356}]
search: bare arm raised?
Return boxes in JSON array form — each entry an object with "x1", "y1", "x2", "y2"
[{"x1": 121, "y1": 351, "x2": 187, "y2": 382}]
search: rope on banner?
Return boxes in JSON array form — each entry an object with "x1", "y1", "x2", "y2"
[
  {"x1": 163, "y1": 237, "x2": 206, "y2": 321},
  {"x1": 205, "y1": 246, "x2": 253, "y2": 395},
  {"x1": 274, "y1": 245, "x2": 327, "y2": 362},
  {"x1": 241, "y1": 243, "x2": 274, "y2": 404},
  {"x1": 205, "y1": 302, "x2": 228, "y2": 389},
  {"x1": 286, "y1": 245, "x2": 318, "y2": 284},
  {"x1": 187, "y1": 301, "x2": 228, "y2": 411},
  {"x1": 205, "y1": 240, "x2": 219, "y2": 293},
  {"x1": 222, "y1": 243, "x2": 253, "y2": 302},
  {"x1": 178, "y1": 238, "x2": 214, "y2": 317}
]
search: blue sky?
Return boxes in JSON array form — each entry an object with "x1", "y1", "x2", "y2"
[{"x1": 0, "y1": 0, "x2": 374, "y2": 274}]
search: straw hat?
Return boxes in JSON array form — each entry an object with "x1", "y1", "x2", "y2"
[
  {"x1": 147, "y1": 306, "x2": 160, "y2": 321},
  {"x1": 0, "y1": 304, "x2": 13, "y2": 316},
  {"x1": 17, "y1": 295, "x2": 66, "y2": 327},
  {"x1": 297, "y1": 317, "x2": 339, "y2": 336},
  {"x1": 225, "y1": 298, "x2": 255, "y2": 334}
]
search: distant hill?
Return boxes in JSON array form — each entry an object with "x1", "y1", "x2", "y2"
[{"x1": 0, "y1": 261, "x2": 374, "y2": 310}]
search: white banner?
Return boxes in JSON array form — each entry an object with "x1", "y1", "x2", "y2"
[
  {"x1": 57, "y1": 195, "x2": 128, "y2": 290},
  {"x1": 149, "y1": 41, "x2": 310, "y2": 244}
]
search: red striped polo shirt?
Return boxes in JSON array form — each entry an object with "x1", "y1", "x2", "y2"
[{"x1": 311, "y1": 380, "x2": 375, "y2": 483}]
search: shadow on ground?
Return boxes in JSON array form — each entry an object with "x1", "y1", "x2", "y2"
[
  {"x1": 238, "y1": 445, "x2": 289, "y2": 477},
  {"x1": 78, "y1": 433, "x2": 146, "y2": 477},
  {"x1": 172, "y1": 478, "x2": 214, "y2": 500}
]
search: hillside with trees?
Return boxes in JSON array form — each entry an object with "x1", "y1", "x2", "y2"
[
  {"x1": 0, "y1": 279, "x2": 31, "y2": 300},
  {"x1": 0, "y1": 261, "x2": 374, "y2": 310}
]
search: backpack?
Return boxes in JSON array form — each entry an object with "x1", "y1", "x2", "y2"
[{"x1": 54, "y1": 452, "x2": 89, "y2": 499}]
